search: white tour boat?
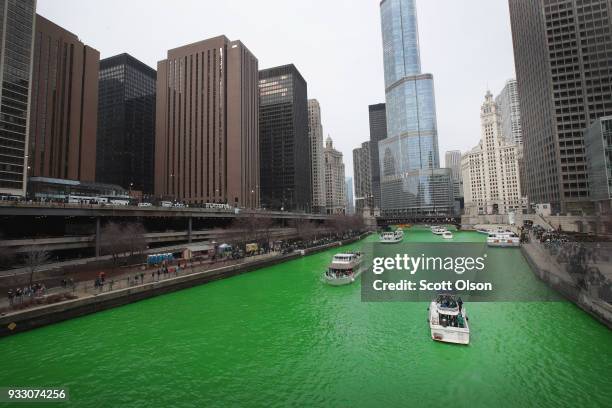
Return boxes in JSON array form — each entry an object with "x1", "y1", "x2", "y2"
[
  {"x1": 324, "y1": 252, "x2": 365, "y2": 286},
  {"x1": 428, "y1": 294, "x2": 470, "y2": 345},
  {"x1": 487, "y1": 232, "x2": 520, "y2": 247},
  {"x1": 431, "y1": 226, "x2": 447, "y2": 235},
  {"x1": 379, "y1": 229, "x2": 404, "y2": 244},
  {"x1": 442, "y1": 231, "x2": 454, "y2": 239}
]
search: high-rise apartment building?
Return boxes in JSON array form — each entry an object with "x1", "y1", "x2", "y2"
[
  {"x1": 509, "y1": 0, "x2": 612, "y2": 213},
  {"x1": 324, "y1": 136, "x2": 346, "y2": 214},
  {"x1": 495, "y1": 79, "x2": 522, "y2": 145},
  {"x1": 345, "y1": 176, "x2": 354, "y2": 215},
  {"x1": 29, "y1": 14, "x2": 99, "y2": 182},
  {"x1": 445, "y1": 150, "x2": 463, "y2": 198},
  {"x1": 259, "y1": 64, "x2": 311, "y2": 211},
  {"x1": 155, "y1": 36, "x2": 259, "y2": 208},
  {"x1": 308, "y1": 99, "x2": 325, "y2": 214},
  {"x1": 379, "y1": 0, "x2": 454, "y2": 217},
  {"x1": 585, "y1": 116, "x2": 611, "y2": 214},
  {"x1": 368, "y1": 103, "x2": 387, "y2": 210},
  {"x1": 0, "y1": 0, "x2": 36, "y2": 197},
  {"x1": 353, "y1": 141, "x2": 373, "y2": 214},
  {"x1": 461, "y1": 91, "x2": 523, "y2": 216},
  {"x1": 97, "y1": 53, "x2": 156, "y2": 194}
]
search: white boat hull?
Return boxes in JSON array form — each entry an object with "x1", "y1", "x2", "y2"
[
  {"x1": 487, "y1": 238, "x2": 520, "y2": 247},
  {"x1": 428, "y1": 301, "x2": 470, "y2": 345},
  {"x1": 379, "y1": 238, "x2": 402, "y2": 244},
  {"x1": 324, "y1": 260, "x2": 365, "y2": 286}
]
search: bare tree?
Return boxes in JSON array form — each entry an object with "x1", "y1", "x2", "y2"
[
  {"x1": 100, "y1": 222, "x2": 129, "y2": 267},
  {"x1": 24, "y1": 246, "x2": 50, "y2": 287},
  {"x1": 0, "y1": 233, "x2": 15, "y2": 270},
  {"x1": 124, "y1": 223, "x2": 147, "y2": 256}
]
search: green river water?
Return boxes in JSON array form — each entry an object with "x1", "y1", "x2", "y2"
[{"x1": 1, "y1": 229, "x2": 611, "y2": 407}]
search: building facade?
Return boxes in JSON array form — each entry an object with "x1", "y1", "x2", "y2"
[
  {"x1": 155, "y1": 36, "x2": 259, "y2": 208},
  {"x1": 97, "y1": 53, "x2": 156, "y2": 195},
  {"x1": 0, "y1": 0, "x2": 36, "y2": 197},
  {"x1": 379, "y1": 0, "x2": 453, "y2": 217},
  {"x1": 353, "y1": 141, "x2": 373, "y2": 214},
  {"x1": 29, "y1": 14, "x2": 99, "y2": 182},
  {"x1": 308, "y1": 99, "x2": 325, "y2": 214},
  {"x1": 585, "y1": 116, "x2": 611, "y2": 214},
  {"x1": 259, "y1": 64, "x2": 311, "y2": 211},
  {"x1": 445, "y1": 150, "x2": 463, "y2": 198},
  {"x1": 509, "y1": 0, "x2": 612, "y2": 213},
  {"x1": 345, "y1": 176, "x2": 354, "y2": 215},
  {"x1": 461, "y1": 91, "x2": 523, "y2": 216},
  {"x1": 495, "y1": 79, "x2": 522, "y2": 145},
  {"x1": 324, "y1": 136, "x2": 345, "y2": 214},
  {"x1": 368, "y1": 103, "x2": 387, "y2": 210}
]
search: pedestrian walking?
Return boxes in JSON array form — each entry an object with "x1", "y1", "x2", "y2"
[{"x1": 8, "y1": 289, "x2": 14, "y2": 306}]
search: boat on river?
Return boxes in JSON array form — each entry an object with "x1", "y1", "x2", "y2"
[
  {"x1": 442, "y1": 231, "x2": 454, "y2": 240},
  {"x1": 324, "y1": 252, "x2": 365, "y2": 286},
  {"x1": 428, "y1": 294, "x2": 470, "y2": 345},
  {"x1": 379, "y1": 229, "x2": 404, "y2": 244},
  {"x1": 431, "y1": 226, "x2": 447, "y2": 235},
  {"x1": 487, "y1": 232, "x2": 520, "y2": 247}
]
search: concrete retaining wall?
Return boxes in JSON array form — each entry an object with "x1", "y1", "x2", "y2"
[
  {"x1": 0, "y1": 234, "x2": 368, "y2": 337},
  {"x1": 521, "y1": 245, "x2": 612, "y2": 329}
]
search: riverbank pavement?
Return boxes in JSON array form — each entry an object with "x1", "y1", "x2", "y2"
[{"x1": 0, "y1": 251, "x2": 281, "y2": 315}]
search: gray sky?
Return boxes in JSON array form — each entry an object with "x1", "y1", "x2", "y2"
[{"x1": 37, "y1": 0, "x2": 516, "y2": 178}]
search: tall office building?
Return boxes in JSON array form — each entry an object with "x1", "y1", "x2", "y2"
[
  {"x1": 345, "y1": 177, "x2": 354, "y2": 215},
  {"x1": 324, "y1": 136, "x2": 346, "y2": 214},
  {"x1": 461, "y1": 92, "x2": 523, "y2": 216},
  {"x1": 368, "y1": 103, "x2": 387, "y2": 210},
  {"x1": 509, "y1": 0, "x2": 612, "y2": 213},
  {"x1": 0, "y1": 0, "x2": 36, "y2": 197},
  {"x1": 353, "y1": 141, "x2": 373, "y2": 214},
  {"x1": 308, "y1": 99, "x2": 325, "y2": 214},
  {"x1": 29, "y1": 14, "x2": 100, "y2": 182},
  {"x1": 259, "y1": 64, "x2": 311, "y2": 211},
  {"x1": 445, "y1": 150, "x2": 463, "y2": 198},
  {"x1": 495, "y1": 79, "x2": 522, "y2": 145},
  {"x1": 585, "y1": 116, "x2": 611, "y2": 214},
  {"x1": 155, "y1": 36, "x2": 259, "y2": 208},
  {"x1": 379, "y1": 0, "x2": 453, "y2": 217},
  {"x1": 97, "y1": 53, "x2": 156, "y2": 194}
]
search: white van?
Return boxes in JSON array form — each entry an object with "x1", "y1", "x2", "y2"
[{"x1": 138, "y1": 202, "x2": 153, "y2": 207}]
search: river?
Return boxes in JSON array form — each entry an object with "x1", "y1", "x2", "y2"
[{"x1": 1, "y1": 229, "x2": 610, "y2": 407}]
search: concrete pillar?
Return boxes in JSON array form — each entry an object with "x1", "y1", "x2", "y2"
[
  {"x1": 95, "y1": 217, "x2": 101, "y2": 258},
  {"x1": 188, "y1": 217, "x2": 193, "y2": 243}
]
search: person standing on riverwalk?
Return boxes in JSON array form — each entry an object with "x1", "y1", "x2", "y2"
[{"x1": 7, "y1": 290, "x2": 14, "y2": 306}]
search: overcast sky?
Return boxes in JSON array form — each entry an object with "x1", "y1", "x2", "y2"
[{"x1": 37, "y1": 0, "x2": 516, "y2": 178}]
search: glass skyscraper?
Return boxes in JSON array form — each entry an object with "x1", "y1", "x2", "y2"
[{"x1": 379, "y1": 0, "x2": 453, "y2": 217}]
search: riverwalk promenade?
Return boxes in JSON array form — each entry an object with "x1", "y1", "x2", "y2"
[{"x1": 0, "y1": 234, "x2": 368, "y2": 337}]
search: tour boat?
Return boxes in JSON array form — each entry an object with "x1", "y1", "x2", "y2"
[
  {"x1": 379, "y1": 229, "x2": 404, "y2": 244},
  {"x1": 428, "y1": 294, "x2": 470, "y2": 345},
  {"x1": 324, "y1": 252, "x2": 365, "y2": 286},
  {"x1": 476, "y1": 228, "x2": 491, "y2": 235},
  {"x1": 487, "y1": 232, "x2": 520, "y2": 247},
  {"x1": 431, "y1": 226, "x2": 447, "y2": 235},
  {"x1": 442, "y1": 231, "x2": 454, "y2": 240}
]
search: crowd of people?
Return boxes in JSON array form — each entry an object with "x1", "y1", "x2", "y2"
[{"x1": 7, "y1": 283, "x2": 48, "y2": 306}]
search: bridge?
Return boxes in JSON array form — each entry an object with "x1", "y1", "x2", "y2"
[{"x1": 0, "y1": 203, "x2": 332, "y2": 260}]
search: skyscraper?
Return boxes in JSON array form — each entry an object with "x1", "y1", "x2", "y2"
[
  {"x1": 368, "y1": 103, "x2": 387, "y2": 210},
  {"x1": 155, "y1": 36, "x2": 259, "y2": 208},
  {"x1": 585, "y1": 116, "x2": 612, "y2": 214},
  {"x1": 353, "y1": 141, "x2": 373, "y2": 214},
  {"x1": 379, "y1": 0, "x2": 453, "y2": 217},
  {"x1": 0, "y1": 0, "x2": 36, "y2": 197},
  {"x1": 259, "y1": 64, "x2": 311, "y2": 212},
  {"x1": 29, "y1": 14, "x2": 100, "y2": 182},
  {"x1": 444, "y1": 150, "x2": 463, "y2": 198},
  {"x1": 308, "y1": 99, "x2": 325, "y2": 214},
  {"x1": 324, "y1": 136, "x2": 346, "y2": 214},
  {"x1": 97, "y1": 53, "x2": 156, "y2": 194},
  {"x1": 345, "y1": 176, "x2": 354, "y2": 215},
  {"x1": 509, "y1": 0, "x2": 612, "y2": 213},
  {"x1": 495, "y1": 79, "x2": 522, "y2": 145},
  {"x1": 461, "y1": 92, "x2": 523, "y2": 216}
]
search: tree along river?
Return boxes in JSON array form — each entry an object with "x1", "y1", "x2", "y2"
[{"x1": 0, "y1": 229, "x2": 610, "y2": 407}]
